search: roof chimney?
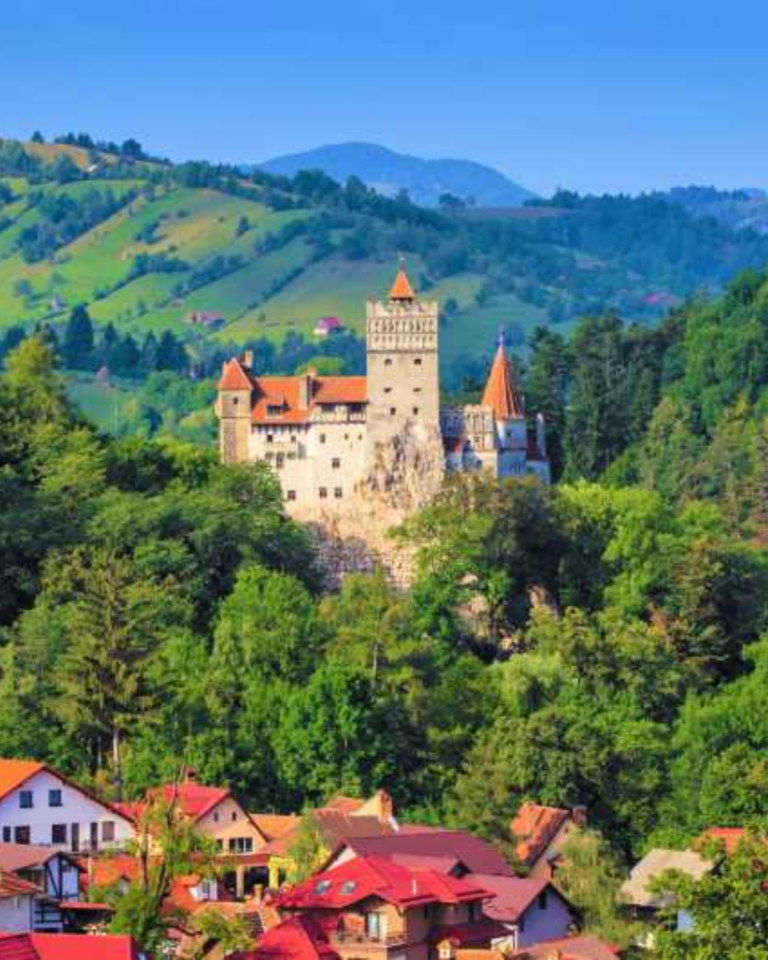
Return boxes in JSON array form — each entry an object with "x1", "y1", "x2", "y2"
[
  {"x1": 184, "y1": 766, "x2": 197, "y2": 783},
  {"x1": 242, "y1": 350, "x2": 254, "y2": 370},
  {"x1": 298, "y1": 372, "x2": 312, "y2": 410},
  {"x1": 571, "y1": 805, "x2": 588, "y2": 827}
]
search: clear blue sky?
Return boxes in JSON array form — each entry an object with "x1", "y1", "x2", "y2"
[{"x1": 2, "y1": 0, "x2": 767, "y2": 195}]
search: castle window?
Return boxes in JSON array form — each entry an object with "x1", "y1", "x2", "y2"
[
  {"x1": 384, "y1": 387, "x2": 392, "y2": 394},
  {"x1": 319, "y1": 487, "x2": 328, "y2": 499},
  {"x1": 266, "y1": 405, "x2": 284, "y2": 417},
  {"x1": 267, "y1": 434, "x2": 273, "y2": 443},
  {"x1": 332, "y1": 458, "x2": 341, "y2": 469},
  {"x1": 334, "y1": 487, "x2": 343, "y2": 499},
  {"x1": 413, "y1": 387, "x2": 421, "y2": 394},
  {"x1": 390, "y1": 407, "x2": 396, "y2": 416},
  {"x1": 412, "y1": 407, "x2": 419, "y2": 415},
  {"x1": 385, "y1": 358, "x2": 393, "y2": 367},
  {"x1": 276, "y1": 454, "x2": 285, "y2": 469},
  {"x1": 232, "y1": 397, "x2": 238, "y2": 405},
  {"x1": 414, "y1": 358, "x2": 422, "y2": 366},
  {"x1": 320, "y1": 434, "x2": 326, "y2": 444},
  {"x1": 286, "y1": 490, "x2": 296, "y2": 501},
  {"x1": 291, "y1": 435, "x2": 297, "y2": 443}
]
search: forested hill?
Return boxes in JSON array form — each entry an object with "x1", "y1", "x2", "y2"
[
  {"x1": 3, "y1": 134, "x2": 768, "y2": 388},
  {"x1": 258, "y1": 141, "x2": 537, "y2": 207}
]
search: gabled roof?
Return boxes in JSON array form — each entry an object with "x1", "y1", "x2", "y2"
[
  {"x1": 260, "y1": 807, "x2": 395, "y2": 859},
  {"x1": 620, "y1": 848, "x2": 714, "y2": 908},
  {"x1": 218, "y1": 357, "x2": 254, "y2": 391},
  {"x1": 469, "y1": 874, "x2": 565, "y2": 923},
  {"x1": 0, "y1": 759, "x2": 45, "y2": 803},
  {"x1": 248, "y1": 915, "x2": 339, "y2": 958},
  {"x1": 389, "y1": 266, "x2": 415, "y2": 301},
  {"x1": 482, "y1": 343, "x2": 525, "y2": 420},
  {"x1": 511, "y1": 803, "x2": 571, "y2": 867},
  {"x1": 510, "y1": 935, "x2": 621, "y2": 959},
  {"x1": 0, "y1": 844, "x2": 82, "y2": 875},
  {"x1": 0, "y1": 933, "x2": 140, "y2": 959},
  {"x1": 250, "y1": 814, "x2": 301, "y2": 843},
  {"x1": 0, "y1": 870, "x2": 41, "y2": 900},
  {"x1": 276, "y1": 855, "x2": 490, "y2": 911},
  {"x1": 333, "y1": 830, "x2": 515, "y2": 877},
  {"x1": 0, "y1": 758, "x2": 133, "y2": 827}
]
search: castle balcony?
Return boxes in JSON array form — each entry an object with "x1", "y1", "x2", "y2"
[{"x1": 310, "y1": 405, "x2": 367, "y2": 424}]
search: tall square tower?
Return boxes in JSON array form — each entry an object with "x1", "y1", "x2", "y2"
[{"x1": 365, "y1": 266, "x2": 440, "y2": 449}]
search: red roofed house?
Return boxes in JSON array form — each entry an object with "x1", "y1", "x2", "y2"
[
  {"x1": 510, "y1": 804, "x2": 588, "y2": 880},
  {"x1": 0, "y1": 871, "x2": 41, "y2": 933},
  {"x1": 216, "y1": 266, "x2": 550, "y2": 519},
  {"x1": 0, "y1": 759, "x2": 134, "y2": 854},
  {"x1": 118, "y1": 769, "x2": 266, "y2": 858},
  {"x1": 251, "y1": 855, "x2": 499, "y2": 959},
  {"x1": 0, "y1": 932, "x2": 142, "y2": 959}
]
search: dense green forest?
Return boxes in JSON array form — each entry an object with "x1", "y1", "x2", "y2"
[
  {"x1": 3, "y1": 134, "x2": 768, "y2": 391},
  {"x1": 2, "y1": 265, "x2": 768, "y2": 884}
]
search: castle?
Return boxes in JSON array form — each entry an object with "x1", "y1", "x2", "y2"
[{"x1": 216, "y1": 266, "x2": 549, "y2": 516}]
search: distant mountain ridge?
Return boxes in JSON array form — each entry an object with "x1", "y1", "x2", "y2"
[{"x1": 258, "y1": 142, "x2": 537, "y2": 208}]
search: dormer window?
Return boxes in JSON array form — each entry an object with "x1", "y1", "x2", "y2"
[{"x1": 266, "y1": 404, "x2": 284, "y2": 417}]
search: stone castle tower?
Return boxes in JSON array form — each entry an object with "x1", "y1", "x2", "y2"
[{"x1": 365, "y1": 265, "x2": 440, "y2": 453}]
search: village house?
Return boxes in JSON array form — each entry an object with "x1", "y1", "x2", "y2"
[
  {"x1": 314, "y1": 316, "x2": 342, "y2": 337},
  {"x1": 254, "y1": 855, "x2": 499, "y2": 959},
  {"x1": 0, "y1": 871, "x2": 40, "y2": 934},
  {"x1": 0, "y1": 759, "x2": 134, "y2": 854},
  {"x1": 620, "y1": 847, "x2": 714, "y2": 935},
  {"x1": 510, "y1": 804, "x2": 588, "y2": 880},
  {"x1": 216, "y1": 266, "x2": 550, "y2": 518},
  {"x1": 324, "y1": 832, "x2": 577, "y2": 950},
  {"x1": 0, "y1": 844, "x2": 82, "y2": 931}
]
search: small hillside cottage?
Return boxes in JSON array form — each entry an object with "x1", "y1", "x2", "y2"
[
  {"x1": 0, "y1": 871, "x2": 40, "y2": 934},
  {"x1": 0, "y1": 759, "x2": 134, "y2": 853},
  {"x1": 510, "y1": 803, "x2": 588, "y2": 880}
]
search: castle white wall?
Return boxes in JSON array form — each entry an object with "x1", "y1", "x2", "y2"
[{"x1": 0, "y1": 770, "x2": 134, "y2": 852}]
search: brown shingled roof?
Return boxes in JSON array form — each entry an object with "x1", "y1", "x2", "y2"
[{"x1": 482, "y1": 343, "x2": 525, "y2": 419}]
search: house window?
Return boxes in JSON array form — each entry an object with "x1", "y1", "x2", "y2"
[
  {"x1": 2, "y1": 827, "x2": 10, "y2": 842},
  {"x1": 334, "y1": 488, "x2": 343, "y2": 499},
  {"x1": 231, "y1": 811, "x2": 238, "y2": 822},
  {"x1": 14, "y1": 826, "x2": 30, "y2": 845},
  {"x1": 331, "y1": 458, "x2": 341, "y2": 469},
  {"x1": 229, "y1": 837, "x2": 253, "y2": 853},
  {"x1": 537, "y1": 890, "x2": 548, "y2": 910},
  {"x1": 365, "y1": 912, "x2": 386, "y2": 940},
  {"x1": 213, "y1": 812, "x2": 219, "y2": 822},
  {"x1": 49, "y1": 789, "x2": 62, "y2": 808},
  {"x1": 51, "y1": 824, "x2": 67, "y2": 845},
  {"x1": 287, "y1": 490, "x2": 296, "y2": 501},
  {"x1": 102, "y1": 821, "x2": 115, "y2": 842},
  {"x1": 319, "y1": 487, "x2": 328, "y2": 499},
  {"x1": 19, "y1": 791, "x2": 33, "y2": 809}
]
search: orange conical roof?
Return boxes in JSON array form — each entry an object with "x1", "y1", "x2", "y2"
[
  {"x1": 389, "y1": 266, "x2": 415, "y2": 301},
  {"x1": 217, "y1": 357, "x2": 252, "y2": 391},
  {"x1": 482, "y1": 341, "x2": 525, "y2": 419}
]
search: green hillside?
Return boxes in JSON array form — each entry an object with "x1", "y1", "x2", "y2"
[{"x1": 2, "y1": 136, "x2": 768, "y2": 383}]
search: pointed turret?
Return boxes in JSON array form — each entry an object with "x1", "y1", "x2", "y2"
[
  {"x1": 482, "y1": 336, "x2": 525, "y2": 420},
  {"x1": 389, "y1": 265, "x2": 415, "y2": 302}
]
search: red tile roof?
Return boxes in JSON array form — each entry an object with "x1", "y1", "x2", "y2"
[
  {"x1": 333, "y1": 830, "x2": 515, "y2": 877},
  {"x1": 276, "y1": 856, "x2": 490, "y2": 911},
  {"x1": 389, "y1": 267, "x2": 415, "y2": 301},
  {"x1": 153, "y1": 782, "x2": 231, "y2": 822},
  {"x1": 510, "y1": 935, "x2": 621, "y2": 959},
  {"x1": 697, "y1": 827, "x2": 746, "y2": 855},
  {"x1": 511, "y1": 803, "x2": 571, "y2": 868},
  {"x1": 248, "y1": 375, "x2": 367, "y2": 426},
  {"x1": 250, "y1": 814, "x2": 301, "y2": 843},
  {"x1": 246, "y1": 915, "x2": 339, "y2": 958},
  {"x1": 0, "y1": 844, "x2": 81, "y2": 875},
  {"x1": 468, "y1": 874, "x2": 557, "y2": 923},
  {"x1": 0, "y1": 933, "x2": 140, "y2": 959},
  {"x1": 218, "y1": 358, "x2": 254, "y2": 391},
  {"x1": 0, "y1": 870, "x2": 41, "y2": 900},
  {"x1": 482, "y1": 343, "x2": 525, "y2": 420}
]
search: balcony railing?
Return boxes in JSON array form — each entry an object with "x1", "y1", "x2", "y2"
[{"x1": 330, "y1": 930, "x2": 407, "y2": 947}]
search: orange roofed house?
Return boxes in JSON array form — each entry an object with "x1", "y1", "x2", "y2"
[
  {"x1": 216, "y1": 267, "x2": 549, "y2": 516},
  {"x1": 510, "y1": 804, "x2": 588, "y2": 880}
]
